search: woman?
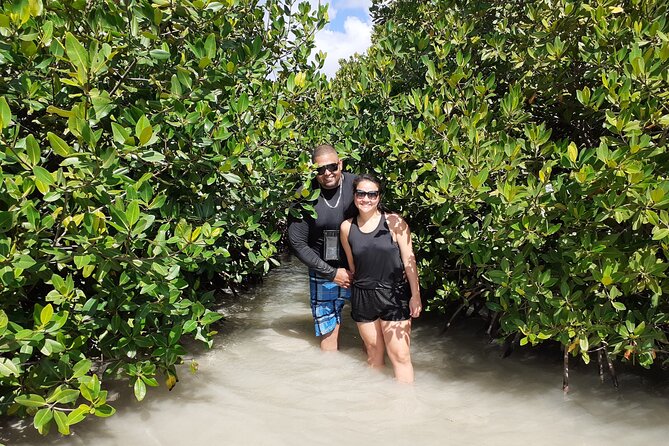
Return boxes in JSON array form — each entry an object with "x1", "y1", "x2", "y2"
[{"x1": 340, "y1": 174, "x2": 422, "y2": 383}]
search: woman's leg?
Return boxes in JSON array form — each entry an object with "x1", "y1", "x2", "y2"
[
  {"x1": 357, "y1": 320, "x2": 385, "y2": 369},
  {"x1": 381, "y1": 320, "x2": 413, "y2": 383}
]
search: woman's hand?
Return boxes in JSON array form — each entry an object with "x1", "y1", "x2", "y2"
[{"x1": 409, "y1": 295, "x2": 422, "y2": 318}]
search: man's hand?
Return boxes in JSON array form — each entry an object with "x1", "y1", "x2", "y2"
[{"x1": 332, "y1": 268, "x2": 353, "y2": 288}]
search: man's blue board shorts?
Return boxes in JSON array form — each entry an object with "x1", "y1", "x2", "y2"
[{"x1": 309, "y1": 272, "x2": 351, "y2": 336}]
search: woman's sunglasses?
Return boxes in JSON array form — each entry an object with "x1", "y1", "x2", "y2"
[
  {"x1": 315, "y1": 163, "x2": 339, "y2": 175},
  {"x1": 354, "y1": 190, "x2": 380, "y2": 199}
]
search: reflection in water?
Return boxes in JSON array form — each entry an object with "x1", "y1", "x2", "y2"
[{"x1": 3, "y1": 256, "x2": 669, "y2": 445}]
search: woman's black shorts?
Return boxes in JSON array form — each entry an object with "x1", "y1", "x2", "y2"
[{"x1": 350, "y1": 282, "x2": 410, "y2": 322}]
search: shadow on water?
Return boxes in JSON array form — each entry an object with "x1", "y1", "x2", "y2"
[{"x1": 3, "y1": 255, "x2": 669, "y2": 445}]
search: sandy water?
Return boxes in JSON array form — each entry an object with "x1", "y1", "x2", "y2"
[{"x1": 3, "y1": 256, "x2": 669, "y2": 445}]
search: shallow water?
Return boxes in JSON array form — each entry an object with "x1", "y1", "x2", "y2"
[{"x1": 3, "y1": 256, "x2": 669, "y2": 446}]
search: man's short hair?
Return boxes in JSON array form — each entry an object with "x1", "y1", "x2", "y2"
[{"x1": 312, "y1": 144, "x2": 338, "y2": 162}]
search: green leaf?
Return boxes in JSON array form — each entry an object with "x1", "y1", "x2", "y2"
[
  {"x1": 567, "y1": 142, "x2": 578, "y2": 163},
  {"x1": 111, "y1": 123, "x2": 130, "y2": 144},
  {"x1": 67, "y1": 405, "x2": 89, "y2": 425},
  {"x1": 182, "y1": 320, "x2": 197, "y2": 333},
  {"x1": 612, "y1": 302, "x2": 626, "y2": 311},
  {"x1": 469, "y1": 169, "x2": 488, "y2": 190},
  {"x1": 579, "y1": 337, "x2": 589, "y2": 352},
  {"x1": 0, "y1": 211, "x2": 15, "y2": 232},
  {"x1": 0, "y1": 96, "x2": 11, "y2": 131},
  {"x1": 650, "y1": 188, "x2": 665, "y2": 203},
  {"x1": 200, "y1": 310, "x2": 222, "y2": 325},
  {"x1": 133, "y1": 378, "x2": 147, "y2": 401},
  {"x1": 53, "y1": 410, "x2": 70, "y2": 435},
  {"x1": 46, "y1": 105, "x2": 73, "y2": 118},
  {"x1": 65, "y1": 32, "x2": 89, "y2": 72},
  {"x1": 238, "y1": 93, "x2": 249, "y2": 113},
  {"x1": 15, "y1": 254, "x2": 37, "y2": 269},
  {"x1": 631, "y1": 56, "x2": 645, "y2": 76},
  {"x1": 204, "y1": 33, "x2": 217, "y2": 59},
  {"x1": 94, "y1": 404, "x2": 116, "y2": 417},
  {"x1": 33, "y1": 408, "x2": 53, "y2": 431},
  {"x1": 46, "y1": 132, "x2": 72, "y2": 158},
  {"x1": 15, "y1": 394, "x2": 47, "y2": 408},
  {"x1": 126, "y1": 200, "x2": 140, "y2": 228},
  {"x1": 652, "y1": 227, "x2": 669, "y2": 241},
  {"x1": 138, "y1": 126, "x2": 153, "y2": 146},
  {"x1": 90, "y1": 91, "x2": 114, "y2": 120},
  {"x1": 168, "y1": 325, "x2": 182, "y2": 346},
  {"x1": 142, "y1": 376, "x2": 159, "y2": 387},
  {"x1": 0, "y1": 358, "x2": 20, "y2": 377},
  {"x1": 109, "y1": 205, "x2": 129, "y2": 230},
  {"x1": 41, "y1": 338, "x2": 66, "y2": 356},
  {"x1": 26, "y1": 134, "x2": 40, "y2": 166},
  {"x1": 72, "y1": 358, "x2": 92, "y2": 379},
  {"x1": 135, "y1": 115, "x2": 152, "y2": 145},
  {"x1": 221, "y1": 173, "x2": 241, "y2": 184},
  {"x1": 421, "y1": 55, "x2": 436, "y2": 80},
  {"x1": 55, "y1": 389, "x2": 80, "y2": 404},
  {"x1": 0, "y1": 310, "x2": 7, "y2": 336},
  {"x1": 139, "y1": 151, "x2": 165, "y2": 163},
  {"x1": 33, "y1": 166, "x2": 55, "y2": 186},
  {"x1": 43, "y1": 191, "x2": 62, "y2": 202},
  {"x1": 79, "y1": 376, "x2": 100, "y2": 403},
  {"x1": 170, "y1": 74, "x2": 182, "y2": 96},
  {"x1": 40, "y1": 303, "x2": 54, "y2": 326},
  {"x1": 149, "y1": 49, "x2": 170, "y2": 60}
]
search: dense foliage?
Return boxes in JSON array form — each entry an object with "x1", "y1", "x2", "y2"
[
  {"x1": 0, "y1": 0, "x2": 328, "y2": 435},
  {"x1": 2, "y1": 0, "x2": 669, "y2": 437},
  {"x1": 325, "y1": 0, "x2": 669, "y2": 386}
]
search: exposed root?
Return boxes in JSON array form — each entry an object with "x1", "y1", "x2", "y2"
[
  {"x1": 502, "y1": 332, "x2": 520, "y2": 358},
  {"x1": 563, "y1": 346, "x2": 569, "y2": 393},
  {"x1": 486, "y1": 311, "x2": 499, "y2": 338},
  {"x1": 603, "y1": 348, "x2": 619, "y2": 390},
  {"x1": 440, "y1": 301, "x2": 467, "y2": 334}
]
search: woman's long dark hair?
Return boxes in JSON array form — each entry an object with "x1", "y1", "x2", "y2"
[{"x1": 352, "y1": 173, "x2": 389, "y2": 212}]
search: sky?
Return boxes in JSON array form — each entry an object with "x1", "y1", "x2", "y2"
[{"x1": 308, "y1": 0, "x2": 373, "y2": 78}]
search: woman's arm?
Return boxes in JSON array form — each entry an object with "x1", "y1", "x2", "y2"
[
  {"x1": 339, "y1": 219, "x2": 356, "y2": 275},
  {"x1": 387, "y1": 213, "x2": 421, "y2": 318}
]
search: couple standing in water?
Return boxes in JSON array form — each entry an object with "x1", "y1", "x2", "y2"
[{"x1": 288, "y1": 144, "x2": 422, "y2": 383}]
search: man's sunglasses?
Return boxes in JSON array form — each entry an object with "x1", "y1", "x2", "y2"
[
  {"x1": 315, "y1": 163, "x2": 339, "y2": 175},
  {"x1": 355, "y1": 190, "x2": 380, "y2": 199}
]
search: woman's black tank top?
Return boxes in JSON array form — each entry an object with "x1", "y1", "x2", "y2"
[{"x1": 348, "y1": 213, "x2": 405, "y2": 289}]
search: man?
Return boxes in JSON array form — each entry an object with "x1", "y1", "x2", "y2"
[{"x1": 288, "y1": 144, "x2": 358, "y2": 351}]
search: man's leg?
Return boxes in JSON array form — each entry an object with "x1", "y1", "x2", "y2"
[
  {"x1": 320, "y1": 323, "x2": 340, "y2": 351},
  {"x1": 310, "y1": 274, "x2": 349, "y2": 351}
]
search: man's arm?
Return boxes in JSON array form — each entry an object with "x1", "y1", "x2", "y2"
[{"x1": 287, "y1": 217, "x2": 337, "y2": 280}]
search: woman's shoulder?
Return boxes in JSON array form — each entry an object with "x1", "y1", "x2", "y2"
[
  {"x1": 384, "y1": 213, "x2": 408, "y2": 232},
  {"x1": 384, "y1": 212, "x2": 404, "y2": 223}
]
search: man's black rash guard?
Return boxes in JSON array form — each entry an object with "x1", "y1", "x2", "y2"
[{"x1": 288, "y1": 172, "x2": 358, "y2": 281}]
